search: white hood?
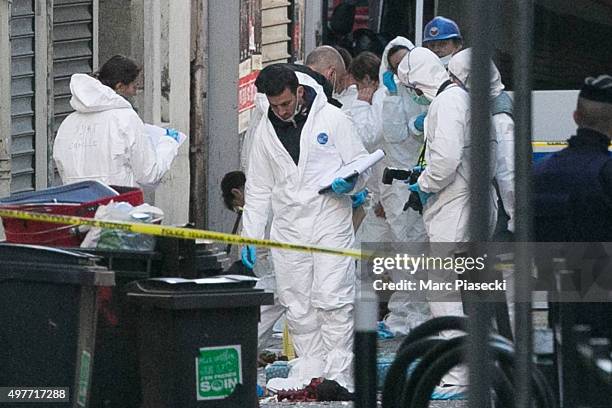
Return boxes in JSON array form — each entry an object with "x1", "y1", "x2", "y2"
[
  {"x1": 379, "y1": 36, "x2": 415, "y2": 83},
  {"x1": 447, "y1": 48, "x2": 505, "y2": 97},
  {"x1": 397, "y1": 47, "x2": 450, "y2": 101},
  {"x1": 69, "y1": 73, "x2": 133, "y2": 113},
  {"x1": 253, "y1": 71, "x2": 326, "y2": 114}
]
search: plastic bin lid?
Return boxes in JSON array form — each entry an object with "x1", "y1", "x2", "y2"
[
  {"x1": 0, "y1": 180, "x2": 118, "y2": 205},
  {"x1": 126, "y1": 275, "x2": 274, "y2": 309},
  {"x1": 133, "y1": 275, "x2": 259, "y2": 291},
  {"x1": 0, "y1": 243, "x2": 99, "y2": 265},
  {"x1": 0, "y1": 243, "x2": 115, "y2": 286}
]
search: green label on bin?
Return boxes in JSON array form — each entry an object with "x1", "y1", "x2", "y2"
[
  {"x1": 77, "y1": 350, "x2": 91, "y2": 407},
  {"x1": 196, "y1": 345, "x2": 242, "y2": 400}
]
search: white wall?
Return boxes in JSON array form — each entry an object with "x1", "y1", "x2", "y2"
[
  {"x1": 152, "y1": 0, "x2": 191, "y2": 225},
  {"x1": 531, "y1": 90, "x2": 579, "y2": 141},
  {"x1": 99, "y1": 0, "x2": 190, "y2": 224}
]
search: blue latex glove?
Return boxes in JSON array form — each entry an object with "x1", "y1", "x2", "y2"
[
  {"x1": 409, "y1": 183, "x2": 433, "y2": 205},
  {"x1": 382, "y1": 71, "x2": 398, "y2": 94},
  {"x1": 377, "y1": 321, "x2": 395, "y2": 339},
  {"x1": 351, "y1": 189, "x2": 368, "y2": 208},
  {"x1": 241, "y1": 245, "x2": 256, "y2": 269},
  {"x1": 412, "y1": 165, "x2": 425, "y2": 173},
  {"x1": 413, "y1": 112, "x2": 426, "y2": 132},
  {"x1": 165, "y1": 128, "x2": 180, "y2": 142},
  {"x1": 331, "y1": 177, "x2": 357, "y2": 194}
]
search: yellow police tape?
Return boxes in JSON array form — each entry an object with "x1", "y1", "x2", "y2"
[
  {"x1": 532, "y1": 141, "x2": 568, "y2": 147},
  {"x1": 0, "y1": 208, "x2": 370, "y2": 260}
]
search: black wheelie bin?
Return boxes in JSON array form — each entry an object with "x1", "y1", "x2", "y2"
[{"x1": 127, "y1": 276, "x2": 273, "y2": 408}]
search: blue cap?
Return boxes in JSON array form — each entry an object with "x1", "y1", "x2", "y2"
[{"x1": 423, "y1": 16, "x2": 462, "y2": 43}]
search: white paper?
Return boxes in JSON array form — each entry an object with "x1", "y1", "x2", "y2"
[
  {"x1": 319, "y1": 149, "x2": 385, "y2": 187},
  {"x1": 149, "y1": 277, "x2": 191, "y2": 284},
  {"x1": 144, "y1": 124, "x2": 188, "y2": 147}
]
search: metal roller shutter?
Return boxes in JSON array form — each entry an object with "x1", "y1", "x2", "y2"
[
  {"x1": 262, "y1": 0, "x2": 291, "y2": 65},
  {"x1": 9, "y1": 0, "x2": 36, "y2": 193},
  {"x1": 53, "y1": 0, "x2": 94, "y2": 133}
]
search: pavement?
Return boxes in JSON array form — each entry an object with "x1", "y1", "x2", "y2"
[
  {"x1": 258, "y1": 312, "x2": 551, "y2": 407},
  {"x1": 259, "y1": 332, "x2": 468, "y2": 407}
]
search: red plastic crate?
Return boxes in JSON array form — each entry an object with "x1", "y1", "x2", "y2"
[{"x1": 0, "y1": 186, "x2": 144, "y2": 247}]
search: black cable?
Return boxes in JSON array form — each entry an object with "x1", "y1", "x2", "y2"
[
  {"x1": 486, "y1": 336, "x2": 555, "y2": 408},
  {"x1": 409, "y1": 344, "x2": 516, "y2": 408},
  {"x1": 400, "y1": 335, "x2": 468, "y2": 408},
  {"x1": 384, "y1": 316, "x2": 554, "y2": 408},
  {"x1": 381, "y1": 337, "x2": 445, "y2": 408},
  {"x1": 393, "y1": 332, "x2": 552, "y2": 408},
  {"x1": 398, "y1": 316, "x2": 469, "y2": 354}
]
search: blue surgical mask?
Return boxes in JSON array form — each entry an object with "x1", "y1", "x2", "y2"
[{"x1": 407, "y1": 88, "x2": 431, "y2": 106}]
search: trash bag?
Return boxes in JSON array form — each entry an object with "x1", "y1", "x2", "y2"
[{"x1": 81, "y1": 202, "x2": 163, "y2": 251}]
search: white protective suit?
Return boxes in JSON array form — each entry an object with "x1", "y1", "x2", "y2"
[
  {"x1": 343, "y1": 87, "x2": 393, "y2": 290},
  {"x1": 381, "y1": 38, "x2": 432, "y2": 334},
  {"x1": 398, "y1": 47, "x2": 498, "y2": 243},
  {"x1": 398, "y1": 48, "x2": 497, "y2": 387},
  {"x1": 242, "y1": 75, "x2": 370, "y2": 390},
  {"x1": 241, "y1": 76, "x2": 324, "y2": 353},
  {"x1": 53, "y1": 74, "x2": 179, "y2": 188},
  {"x1": 379, "y1": 37, "x2": 428, "y2": 243},
  {"x1": 335, "y1": 84, "x2": 359, "y2": 111},
  {"x1": 447, "y1": 49, "x2": 516, "y2": 231},
  {"x1": 447, "y1": 48, "x2": 516, "y2": 332}
]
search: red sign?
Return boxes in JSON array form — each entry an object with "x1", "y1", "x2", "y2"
[{"x1": 238, "y1": 70, "x2": 259, "y2": 113}]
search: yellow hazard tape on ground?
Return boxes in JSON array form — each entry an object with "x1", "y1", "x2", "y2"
[{"x1": 0, "y1": 209, "x2": 370, "y2": 260}]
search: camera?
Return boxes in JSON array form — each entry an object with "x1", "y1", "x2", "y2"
[
  {"x1": 382, "y1": 168, "x2": 410, "y2": 184},
  {"x1": 382, "y1": 167, "x2": 420, "y2": 185},
  {"x1": 381, "y1": 167, "x2": 424, "y2": 213}
]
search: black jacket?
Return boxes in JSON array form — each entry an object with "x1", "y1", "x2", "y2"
[
  {"x1": 534, "y1": 128, "x2": 612, "y2": 242},
  {"x1": 267, "y1": 85, "x2": 317, "y2": 165}
]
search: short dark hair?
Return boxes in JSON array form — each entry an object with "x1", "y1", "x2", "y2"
[
  {"x1": 255, "y1": 64, "x2": 299, "y2": 97},
  {"x1": 94, "y1": 55, "x2": 141, "y2": 89},
  {"x1": 349, "y1": 51, "x2": 381, "y2": 82},
  {"x1": 221, "y1": 171, "x2": 246, "y2": 210},
  {"x1": 387, "y1": 45, "x2": 410, "y2": 67},
  {"x1": 334, "y1": 46, "x2": 353, "y2": 72}
]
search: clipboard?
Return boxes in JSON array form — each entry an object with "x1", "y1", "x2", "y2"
[
  {"x1": 318, "y1": 172, "x2": 359, "y2": 194},
  {"x1": 317, "y1": 149, "x2": 385, "y2": 195}
]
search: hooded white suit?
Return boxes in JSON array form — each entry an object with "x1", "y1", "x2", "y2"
[
  {"x1": 242, "y1": 74, "x2": 370, "y2": 390},
  {"x1": 378, "y1": 37, "x2": 428, "y2": 243},
  {"x1": 365, "y1": 38, "x2": 432, "y2": 334},
  {"x1": 398, "y1": 48, "x2": 498, "y2": 387},
  {"x1": 53, "y1": 74, "x2": 178, "y2": 188},
  {"x1": 447, "y1": 48, "x2": 515, "y2": 231},
  {"x1": 240, "y1": 73, "x2": 323, "y2": 353},
  {"x1": 398, "y1": 47, "x2": 498, "y2": 243},
  {"x1": 447, "y1": 48, "x2": 516, "y2": 332}
]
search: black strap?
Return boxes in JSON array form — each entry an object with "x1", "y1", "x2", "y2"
[
  {"x1": 436, "y1": 79, "x2": 454, "y2": 96},
  {"x1": 414, "y1": 80, "x2": 454, "y2": 167},
  {"x1": 416, "y1": 141, "x2": 426, "y2": 167}
]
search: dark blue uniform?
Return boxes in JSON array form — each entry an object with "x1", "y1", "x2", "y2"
[
  {"x1": 534, "y1": 128, "x2": 612, "y2": 339},
  {"x1": 534, "y1": 128, "x2": 612, "y2": 242}
]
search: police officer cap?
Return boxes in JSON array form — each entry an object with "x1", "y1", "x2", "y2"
[{"x1": 579, "y1": 75, "x2": 612, "y2": 104}]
